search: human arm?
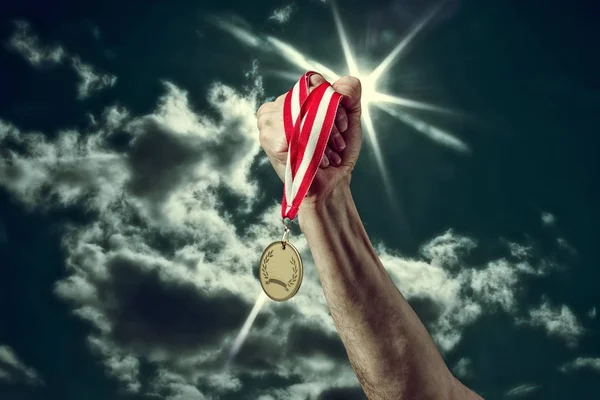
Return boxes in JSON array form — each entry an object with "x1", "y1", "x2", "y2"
[
  {"x1": 257, "y1": 74, "x2": 482, "y2": 400},
  {"x1": 298, "y1": 183, "x2": 482, "y2": 400}
]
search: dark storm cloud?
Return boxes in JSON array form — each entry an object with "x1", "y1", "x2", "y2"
[
  {"x1": 125, "y1": 94, "x2": 257, "y2": 204},
  {"x1": 286, "y1": 323, "x2": 348, "y2": 361},
  {"x1": 407, "y1": 295, "x2": 446, "y2": 329},
  {"x1": 232, "y1": 335, "x2": 281, "y2": 371},
  {"x1": 315, "y1": 386, "x2": 366, "y2": 400},
  {"x1": 96, "y1": 252, "x2": 251, "y2": 353},
  {"x1": 126, "y1": 118, "x2": 203, "y2": 202}
]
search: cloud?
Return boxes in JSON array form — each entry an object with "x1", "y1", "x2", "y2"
[
  {"x1": 560, "y1": 357, "x2": 600, "y2": 374},
  {"x1": 0, "y1": 56, "x2": 581, "y2": 398},
  {"x1": 87, "y1": 336, "x2": 141, "y2": 393},
  {"x1": 588, "y1": 307, "x2": 597, "y2": 319},
  {"x1": 379, "y1": 231, "x2": 558, "y2": 351},
  {"x1": 0, "y1": 119, "x2": 128, "y2": 211},
  {"x1": 6, "y1": 21, "x2": 116, "y2": 99},
  {"x1": 519, "y1": 300, "x2": 584, "y2": 346},
  {"x1": 6, "y1": 20, "x2": 65, "y2": 66},
  {"x1": 504, "y1": 383, "x2": 539, "y2": 397},
  {"x1": 72, "y1": 57, "x2": 117, "y2": 98},
  {"x1": 0, "y1": 345, "x2": 43, "y2": 386},
  {"x1": 419, "y1": 229, "x2": 476, "y2": 270},
  {"x1": 452, "y1": 358, "x2": 472, "y2": 379},
  {"x1": 268, "y1": 5, "x2": 294, "y2": 24},
  {"x1": 541, "y1": 212, "x2": 555, "y2": 226},
  {"x1": 316, "y1": 386, "x2": 366, "y2": 399}
]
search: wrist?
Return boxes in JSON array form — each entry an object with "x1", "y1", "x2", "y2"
[{"x1": 298, "y1": 182, "x2": 353, "y2": 228}]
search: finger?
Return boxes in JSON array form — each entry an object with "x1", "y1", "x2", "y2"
[
  {"x1": 309, "y1": 73, "x2": 326, "y2": 92},
  {"x1": 332, "y1": 76, "x2": 362, "y2": 115},
  {"x1": 328, "y1": 123, "x2": 346, "y2": 152},
  {"x1": 319, "y1": 153, "x2": 330, "y2": 168},
  {"x1": 325, "y1": 145, "x2": 341, "y2": 166},
  {"x1": 335, "y1": 106, "x2": 348, "y2": 133},
  {"x1": 275, "y1": 93, "x2": 286, "y2": 103}
]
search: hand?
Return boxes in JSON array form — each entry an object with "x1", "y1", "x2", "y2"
[{"x1": 256, "y1": 74, "x2": 363, "y2": 209}]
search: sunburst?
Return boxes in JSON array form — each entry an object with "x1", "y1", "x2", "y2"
[{"x1": 212, "y1": 0, "x2": 468, "y2": 201}]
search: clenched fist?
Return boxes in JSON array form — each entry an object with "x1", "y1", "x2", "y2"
[{"x1": 256, "y1": 74, "x2": 363, "y2": 209}]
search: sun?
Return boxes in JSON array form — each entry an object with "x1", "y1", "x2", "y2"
[{"x1": 359, "y1": 74, "x2": 379, "y2": 106}]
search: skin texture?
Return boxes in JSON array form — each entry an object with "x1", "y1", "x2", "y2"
[{"x1": 256, "y1": 75, "x2": 483, "y2": 400}]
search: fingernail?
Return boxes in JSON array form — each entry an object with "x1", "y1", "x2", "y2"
[
  {"x1": 330, "y1": 152, "x2": 341, "y2": 165},
  {"x1": 334, "y1": 135, "x2": 346, "y2": 151},
  {"x1": 339, "y1": 118, "x2": 348, "y2": 132}
]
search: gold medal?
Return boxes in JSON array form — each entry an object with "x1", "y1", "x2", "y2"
[{"x1": 259, "y1": 224, "x2": 303, "y2": 301}]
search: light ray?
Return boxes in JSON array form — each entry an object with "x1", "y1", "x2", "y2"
[
  {"x1": 376, "y1": 103, "x2": 470, "y2": 153},
  {"x1": 210, "y1": 17, "x2": 263, "y2": 48},
  {"x1": 264, "y1": 69, "x2": 303, "y2": 82},
  {"x1": 331, "y1": 0, "x2": 395, "y2": 201},
  {"x1": 369, "y1": 2, "x2": 445, "y2": 82},
  {"x1": 331, "y1": 0, "x2": 359, "y2": 76},
  {"x1": 225, "y1": 291, "x2": 269, "y2": 368},
  {"x1": 362, "y1": 107, "x2": 395, "y2": 200},
  {"x1": 266, "y1": 37, "x2": 340, "y2": 82},
  {"x1": 374, "y1": 92, "x2": 455, "y2": 114}
]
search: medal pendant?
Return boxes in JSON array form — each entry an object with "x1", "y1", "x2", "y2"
[{"x1": 259, "y1": 240, "x2": 303, "y2": 302}]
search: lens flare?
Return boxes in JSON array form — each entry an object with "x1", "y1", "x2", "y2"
[{"x1": 211, "y1": 1, "x2": 470, "y2": 161}]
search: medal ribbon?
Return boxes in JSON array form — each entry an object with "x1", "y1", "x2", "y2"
[{"x1": 281, "y1": 71, "x2": 343, "y2": 221}]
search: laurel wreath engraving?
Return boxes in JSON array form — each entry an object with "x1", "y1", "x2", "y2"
[
  {"x1": 262, "y1": 250, "x2": 299, "y2": 292},
  {"x1": 261, "y1": 249, "x2": 273, "y2": 282},
  {"x1": 287, "y1": 257, "x2": 299, "y2": 288}
]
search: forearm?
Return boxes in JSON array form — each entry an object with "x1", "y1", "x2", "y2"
[{"x1": 298, "y1": 183, "x2": 480, "y2": 400}]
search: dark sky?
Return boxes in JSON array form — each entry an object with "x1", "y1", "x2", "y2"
[{"x1": 0, "y1": 0, "x2": 599, "y2": 399}]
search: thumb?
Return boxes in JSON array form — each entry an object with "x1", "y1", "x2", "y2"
[
  {"x1": 332, "y1": 76, "x2": 362, "y2": 116},
  {"x1": 308, "y1": 73, "x2": 327, "y2": 92}
]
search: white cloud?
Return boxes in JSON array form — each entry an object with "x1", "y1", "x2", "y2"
[
  {"x1": 560, "y1": 357, "x2": 600, "y2": 374},
  {"x1": 72, "y1": 57, "x2": 117, "y2": 98},
  {"x1": 0, "y1": 120, "x2": 129, "y2": 211},
  {"x1": 87, "y1": 336, "x2": 141, "y2": 393},
  {"x1": 7, "y1": 21, "x2": 65, "y2": 66},
  {"x1": 7, "y1": 21, "x2": 116, "y2": 99},
  {"x1": 507, "y1": 241, "x2": 531, "y2": 259},
  {"x1": 452, "y1": 358, "x2": 472, "y2": 379},
  {"x1": 541, "y1": 212, "x2": 555, "y2": 226},
  {"x1": 470, "y1": 259, "x2": 521, "y2": 312},
  {"x1": 519, "y1": 301, "x2": 584, "y2": 346},
  {"x1": 419, "y1": 229, "x2": 476, "y2": 270},
  {"x1": 504, "y1": 383, "x2": 539, "y2": 397},
  {"x1": 0, "y1": 345, "x2": 43, "y2": 386},
  {"x1": 556, "y1": 237, "x2": 577, "y2": 256},
  {"x1": 268, "y1": 5, "x2": 294, "y2": 24},
  {"x1": 380, "y1": 229, "x2": 555, "y2": 351},
  {"x1": 588, "y1": 307, "x2": 597, "y2": 319}
]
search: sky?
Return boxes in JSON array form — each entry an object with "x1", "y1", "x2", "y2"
[{"x1": 0, "y1": 0, "x2": 599, "y2": 399}]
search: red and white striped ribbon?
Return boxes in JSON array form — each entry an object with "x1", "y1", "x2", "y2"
[{"x1": 281, "y1": 71, "x2": 343, "y2": 221}]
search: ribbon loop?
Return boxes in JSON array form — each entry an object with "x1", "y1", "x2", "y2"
[{"x1": 281, "y1": 71, "x2": 343, "y2": 221}]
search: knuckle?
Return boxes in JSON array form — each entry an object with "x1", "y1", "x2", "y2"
[
  {"x1": 256, "y1": 102, "x2": 271, "y2": 118},
  {"x1": 346, "y1": 76, "x2": 361, "y2": 89}
]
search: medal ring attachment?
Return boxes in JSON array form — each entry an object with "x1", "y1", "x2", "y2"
[
  {"x1": 281, "y1": 217, "x2": 292, "y2": 249},
  {"x1": 281, "y1": 226, "x2": 290, "y2": 249}
]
